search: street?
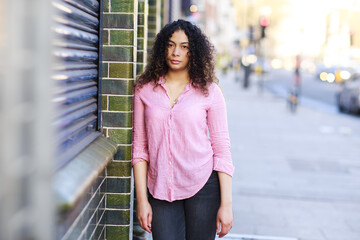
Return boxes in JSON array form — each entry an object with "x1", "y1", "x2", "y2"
[
  {"x1": 262, "y1": 69, "x2": 348, "y2": 114},
  {"x1": 222, "y1": 70, "x2": 360, "y2": 240}
]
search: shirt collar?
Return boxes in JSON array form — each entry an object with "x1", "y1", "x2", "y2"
[{"x1": 158, "y1": 76, "x2": 166, "y2": 87}]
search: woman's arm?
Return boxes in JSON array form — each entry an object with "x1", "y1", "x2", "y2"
[
  {"x1": 207, "y1": 84, "x2": 234, "y2": 237},
  {"x1": 216, "y1": 172, "x2": 233, "y2": 238},
  {"x1": 133, "y1": 161, "x2": 152, "y2": 233},
  {"x1": 132, "y1": 88, "x2": 152, "y2": 232}
]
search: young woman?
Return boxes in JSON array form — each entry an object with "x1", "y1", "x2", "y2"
[{"x1": 132, "y1": 19, "x2": 234, "y2": 240}]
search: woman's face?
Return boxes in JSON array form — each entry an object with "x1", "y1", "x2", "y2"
[{"x1": 166, "y1": 30, "x2": 190, "y2": 72}]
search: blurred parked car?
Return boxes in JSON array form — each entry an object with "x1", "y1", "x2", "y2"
[
  {"x1": 316, "y1": 65, "x2": 351, "y2": 84},
  {"x1": 336, "y1": 73, "x2": 360, "y2": 114}
]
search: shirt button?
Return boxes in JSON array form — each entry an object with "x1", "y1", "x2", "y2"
[{"x1": 169, "y1": 161, "x2": 172, "y2": 165}]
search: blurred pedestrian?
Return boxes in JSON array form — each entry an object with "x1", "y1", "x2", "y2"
[
  {"x1": 132, "y1": 19, "x2": 234, "y2": 240},
  {"x1": 287, "y1": 55, "x2": 302, "y2": 113},
  {"x1": 294, "y1": 55, "x2": 301, "y2": 92},
  {"x1": 241, "y1": 58, "x2": 252, "y2": 88}
]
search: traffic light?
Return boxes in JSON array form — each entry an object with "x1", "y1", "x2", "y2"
[{"x1": 260, "y1": 16, "x2": 270, "y2": 38}]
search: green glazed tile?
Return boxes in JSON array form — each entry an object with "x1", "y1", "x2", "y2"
[
  {"x1": 137, "y1": 39, "x2": 145, "y2": 49},
  {"x1": 103, "y1": 0, "x2": 109, "y2": 12},
  {"x1": 110, "y1": 30, "x2": 134, "y2": 45},
  {"x1": 138, "y1": 2, "x2": 145, "y2": 12},
  {"x1": 94, "y1": 225, "x2": 104, "y2": 239},
  {"x1": 107, "y1": 193, "x2": 131, "y2": 209},
  {"x1": 102, "y1": 112, "x2": 132, "y2": 128},
  {"x1": 102, "y1": 63, "x2": 108, "y2": 78},
  {"x1": 136, "y1": 63, "x2": 145, "y2": 75},
  {"x1": 111, "y1": 0, "x2": 134, "y2": 13},
  {"x1": 148, "y1": 32, "x2": 156, "y2": 40},
  {"x1": 147, "y1": 39, "x2": 155, "y2": 49},
  {"x1": 109, "y1": 63, "x2": 133, "y2": 78},
  {"x1": 132, "y1": 207, "x2": 137, "y2": 221},
  {"x1": 148, "y1": 0, "x2": 156, "y2": 5},
  {"x1": 102, "y1": 79, "x2": 134, "y2": 95},
  {"x1": 138, "y1": 14, "x2": 145, "y2": 26},
  {"x1": 137, "y1": 51, "x2": 144, "y2": 63},
  {"x1": 99, "y1": 227, "x2": 105, "y2": 239},
  {"x1": 107, "y1": 161, "x2": 131, "y2": 177},
  {"x1": 102, "y1": 30, "x2": 109, "y2": 45},
  {"x1": 148, "y1": 6, "x2": 157, "y2": 14},
  {"x1": 148, "y1": 23, "x2": 156, "y2": 30},
  {"x1": 103, "y1": 14, "x2": 133, "y2": 29},
  {"x1": 148, "y1": 15, "x2": 156, "y2": 22},
  {"x1": 106, "y1": 178, "x2": 131, "y2": 193},
  {"x1": 137, "y1": 27, "x2": 144, "y2": 38},
  {"x1": 101, "y1": 95, "x2": 107, "y2": 110},
  {"x1": 114, "y1": 145, "x2": 132, "y2": 160},
  {"x1": 108, "y1": 96, "x2": 132, "y2": 111},
  {"x1": 106, "y1": 226, "x2": 129, "y2": 240},
  {"x1": 102, "y1": 46, "x2": 133, "y2": 62},
  {"x1": 108, "y1": 129, "x2": 132, "y2": 144},
  {"x1": 106, "y1": 210, "x2": 130, "y2": 225}
]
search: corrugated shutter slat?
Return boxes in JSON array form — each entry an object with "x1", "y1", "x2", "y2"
[
  {"x1": 53, "y1": 0, "x2": 100, "y2": 169},
  {"x1": 62, "y1": 0, "x2": 99, "y2": 17},
  {"x1": 53, "y1": 1, "x2": 99, "y2": 28}
]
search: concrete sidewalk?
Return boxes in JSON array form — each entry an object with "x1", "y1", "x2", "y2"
[{"x1": 221, "y1": 70, "x2": 360, "y2": 240}]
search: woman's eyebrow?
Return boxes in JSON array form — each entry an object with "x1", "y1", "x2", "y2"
[{"x1": 168, "y1": 40, "x2": 189, "y2": 44}]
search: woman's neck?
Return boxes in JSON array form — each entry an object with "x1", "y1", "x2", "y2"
[{"x1": 165, "y1": 70, "x2": 190, "y2": 84}]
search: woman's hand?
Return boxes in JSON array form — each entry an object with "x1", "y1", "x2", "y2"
[
  {"x1": 216, "y1": 203, "x2": 233, "y2": 238},
  {"x1": 133, "y1": 161, "x2": 152, "y2": 233},
  {"x1": 216, "y1": 172, "x2": 233, "y2": 238},
  {"x1": 137, "y1": 199, "x2": 153, "y2": 233}
]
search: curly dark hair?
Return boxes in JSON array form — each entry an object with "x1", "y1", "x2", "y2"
[{"x1": 135, "y1": 19, "x2": 218, "y2": 95}]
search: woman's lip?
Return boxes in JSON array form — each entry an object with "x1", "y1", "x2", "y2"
[{"x1": 171, "y1": 60, "x2": 180, "y2": 64}]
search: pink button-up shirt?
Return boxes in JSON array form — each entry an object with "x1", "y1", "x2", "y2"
[{"x1": 132, "y1": 77, "x2": 234, "y2": 202}]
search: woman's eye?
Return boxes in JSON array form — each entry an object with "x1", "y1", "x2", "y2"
[
  {"x1": 168, "y1": 43, "x2": 173, "y2": 47},
  {"x1": 182, "y1": 45, "x2": 188, "y2": 49}
]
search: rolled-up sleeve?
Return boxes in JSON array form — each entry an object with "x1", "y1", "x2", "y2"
[
  {"x1": 207, "y1": 84, "x2": 234, "y2": 177},
  {"x1": 132, "y1": 88, "x2": 149, "y2": 166}
]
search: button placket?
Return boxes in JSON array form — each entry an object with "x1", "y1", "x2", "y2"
[{"x1": 168, "y1": 109, "x2": 173, "y2": 188}]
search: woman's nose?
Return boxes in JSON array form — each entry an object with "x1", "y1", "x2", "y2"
[{"x1": 172, "y1": 46, "x2": 180, "y2": 56}]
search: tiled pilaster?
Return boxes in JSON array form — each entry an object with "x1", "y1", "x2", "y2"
[
  {"x1": 102, "y1": 0, "x2": 138, "y2": 239},
  {"x1": 136, "y1": 0, "x2": 148, "y2": 76},
  {"x1": 147, "y1": 0, "x2": 161, "y2": 52},
  {"x1": 133, "y1": 1, "x2": 149, "y2": 239}
]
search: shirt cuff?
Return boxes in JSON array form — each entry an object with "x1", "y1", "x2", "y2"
[
  {"x1": 213, "y1": 157, "x2": 234, "y2": 177},
  {"x1": 131, "y1": 157, "x2": 149, "y2": 166}
]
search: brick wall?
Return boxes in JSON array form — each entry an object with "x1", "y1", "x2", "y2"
[
  {"x1": 56, "y1": 166, "x2": 107, "y2": 239},
  {"x1": 102, "y1": 0, "x2": 138, "y2": 239}
]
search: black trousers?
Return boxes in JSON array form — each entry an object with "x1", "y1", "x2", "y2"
[{"x1": 148, "y1": 171, "x2": 221, "y2": 240}]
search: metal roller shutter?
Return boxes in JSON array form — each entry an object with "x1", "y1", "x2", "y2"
[{"x1": 52, "y1": 0, "x2": 102, "y2": 169}]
